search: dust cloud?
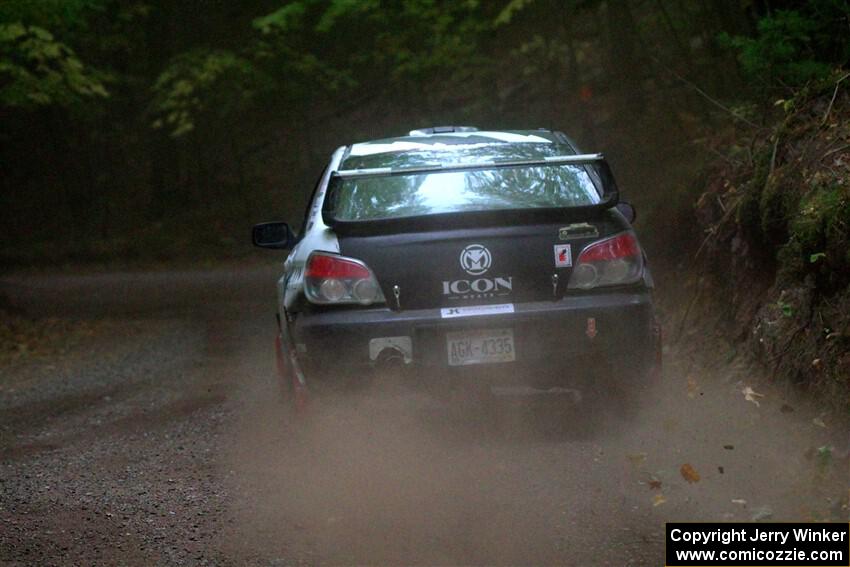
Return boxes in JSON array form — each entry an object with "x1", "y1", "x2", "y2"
[
  {"x1": 223, "y1": 351, "x2": 848, "y2": 566},
  {"x1": 224, "y1": 372, "x2": 626, "y2": 566}
]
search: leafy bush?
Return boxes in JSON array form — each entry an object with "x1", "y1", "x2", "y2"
[
  {"x1": 0, "y1": 22, "x2": 107, "y2": 108},
  {"x1": 781, "y1": 182, "x2": 850, "y2": 291},
  {"x1": 151, "y1": 50, "x2": 270, "y2": 137},
  {"x1": 720, "y1": 1, "x2": 850, "y2": 87}
]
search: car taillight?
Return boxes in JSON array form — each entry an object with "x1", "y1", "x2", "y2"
[
  {"x1": 567, "y1": 232, "x2": 644, "y2": 290},
  {"x1": 304, "y1": 252, "x2": 386, "y2": 305}
]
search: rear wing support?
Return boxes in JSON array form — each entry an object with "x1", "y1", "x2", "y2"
[{"x1": 332, "y1": 153, "x2": 606, "y2": 179}]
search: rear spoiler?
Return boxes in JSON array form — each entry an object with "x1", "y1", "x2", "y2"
[
  {"x1": 333, "y1": 153, "x2": 607, "y2": 179},
  {"x1": 324, "y1": 153, "x2": 620, "y2": 233}
]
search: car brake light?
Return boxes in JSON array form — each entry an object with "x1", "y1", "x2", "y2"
[
  {"x1": 567, "y1": 232, "x2": 644, "y2": 290},
  {"x1": 304, "y1": 252, "x2": 385, "y2": 305}
]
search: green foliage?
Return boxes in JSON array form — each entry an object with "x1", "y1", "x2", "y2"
[
  {"x1": 719, "y1": 2, "x2": 850, "y2": 87},
  {"x1": 314, "y1": 0, "x2": 381, "y2": 33},
  {"x1": 776, "y1": 299, "x2": 794, "y2": 318},
  {"x1": 0, "y1": 22, "x2": 107, "y2": 108},
  {"x1": 779, "y1": 182, "x2": 850, "y2": 290},
  {"x1": 250, "y1": 0, "x2": 490, "y2": 110},
  {"x1": 510, "y1": 33, "x2": 569, "y2": 78},
  {"x1": 0, "y1": 0, "x2": 103, "y2": 31},
  {"x1": 494, "y1": 0, "x2": 535, "y2": 26},
  {"x1": 253, "y1": 2, "x2": 310, "y2": 34},
  {"x1": 4, "y1": 0, "x2": 847, "y2": 269},
  {"x1": 381, "y1": 0, "x2": 488, "y2": 91},
  {"x1": 252, "y1": 3, "x2": 354, "y2": 96},
  {"x1": 151, "y1": 50, "x2": 269, "y2": 137}
]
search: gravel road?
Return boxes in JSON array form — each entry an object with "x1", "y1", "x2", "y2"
[{"x1": 1, "y1": 265, "x2": 846, "y2": 565}]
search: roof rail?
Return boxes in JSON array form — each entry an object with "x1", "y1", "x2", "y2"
[{"x1": 408, "y1": 126, "x2": 479, "y2": 136}]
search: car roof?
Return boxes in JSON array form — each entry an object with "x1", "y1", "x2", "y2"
[
  {"x1": 342, "y1": 128, "x2": 578, "y2": 168},
  {"x1": 350, "y1": 128, "x2": 567, "y2": 151}
]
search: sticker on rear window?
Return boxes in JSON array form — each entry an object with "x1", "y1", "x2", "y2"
[
  {"x1": 554, "y1": 244, "x2": 572, "y2": 267},
  {"x1": 440, "y1": 303, "x2": 514, "y2": 319}
]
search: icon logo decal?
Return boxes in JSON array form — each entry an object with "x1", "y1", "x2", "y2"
[
  {"x1": 460, "y1": 244, "x2": 492, "y2": 276},
  {"x1": 554, "y1": 244, "x2": 572, "y2": 268}
]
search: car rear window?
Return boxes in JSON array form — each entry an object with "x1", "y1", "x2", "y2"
[{"x1": 333, "y1": 144, "x2": 601, "y2": 222}]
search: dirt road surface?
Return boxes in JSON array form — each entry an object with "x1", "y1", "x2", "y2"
[{"x1": 1, "y1": 265, "x2": 847, "y2": 565}]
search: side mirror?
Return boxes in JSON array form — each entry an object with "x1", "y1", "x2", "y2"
[
  {"x1": 252, "y1": 222, "x2": 295, "y2": 249},
  {"x1": 616, "y1": 202, "x2": 636, "y2": 224}
]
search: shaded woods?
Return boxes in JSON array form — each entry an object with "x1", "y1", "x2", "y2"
[{"x1": 1, "y1": 0, "x2": 848, "y2": 265}]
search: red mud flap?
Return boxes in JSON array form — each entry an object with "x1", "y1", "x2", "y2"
[{"x1": 275, "y1": 334, "x2": 310, "y2": 414}]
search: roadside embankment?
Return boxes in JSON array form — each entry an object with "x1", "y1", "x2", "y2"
[{"x1": 677, "y1": 73, "x2": 850, "y2": 412}]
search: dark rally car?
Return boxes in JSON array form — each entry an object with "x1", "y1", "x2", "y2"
[{"x1": 253, "y1": 127, "x2": 661, "y2": 410}]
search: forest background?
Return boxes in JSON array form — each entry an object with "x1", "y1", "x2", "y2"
[
  {"x1": 3, "y1": 0, "x2": 849, "y2": 402},
  {"x1": 1, "y1": 0, "x2": 843, "y2": 264}
]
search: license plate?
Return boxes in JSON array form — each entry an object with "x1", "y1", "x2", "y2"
[{"x1": 446, "y1": 328, "x2": 515, "y2": 366}]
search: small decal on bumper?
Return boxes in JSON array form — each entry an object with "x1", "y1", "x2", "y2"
[
  {"x1": 586, "y1": 317, "x2": 597, "y2": 339},
  {"x1": 554, "y1": 244, "x2": 572, "y2": 267},
  {"x1": 440, "y1": 303, "x2": 515, "y2": 319}
]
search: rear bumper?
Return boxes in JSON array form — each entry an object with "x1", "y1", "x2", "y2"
[{"x1": 291, "y1": 290, "x2": 656, "y2": 385}]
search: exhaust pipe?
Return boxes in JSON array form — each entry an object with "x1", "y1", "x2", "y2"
[{"x1": 374, "y1": 346, "x2": 407, "y2": 370}]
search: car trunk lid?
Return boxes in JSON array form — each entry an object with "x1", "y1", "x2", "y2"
[{"x1": 338, "y1": 213, "x2": 627, "y2": 311}]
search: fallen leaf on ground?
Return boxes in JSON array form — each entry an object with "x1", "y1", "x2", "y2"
[
  {"x1": 653, "y1": 494, "x2": 667, "y2": 507},
  {"x1": 680, "y1": 463, "x2": 701, "y2": 483},
  {"x1": 817, "y1": 446, "x2": 833, "y2": 469},
  {"x1": 687, "y1": 375, "x2": 699, "y2": 399},
  {"x1": 627, "y1": 453, "x2": 647, "y2": 467},
  {"x1": 723, "y1": 444, "x2": 734, "y2": 450},
  {"x1": 780, "y1": 403, "x2": 794, "y2": 413},
  {"x1": 732, "y1": 499, "x2": 747, "y2": 506},
  {"x1": 648, "y1": 479, "x2": 662, "y2": 490},
  {"x1": 742, "y1": 386, "x2": 764, "y2": 407},
  {"x1": 812, "y1": 417, "x2": 826, "y2": 428}
]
